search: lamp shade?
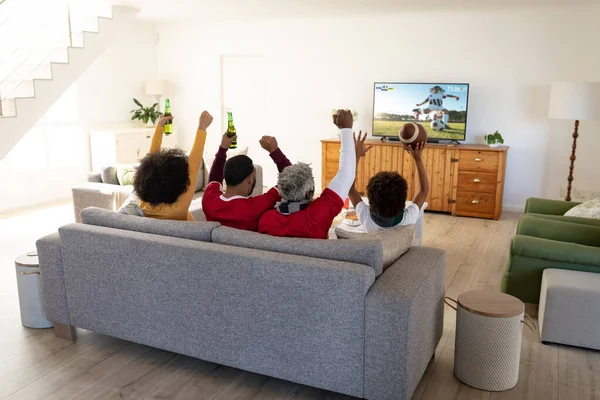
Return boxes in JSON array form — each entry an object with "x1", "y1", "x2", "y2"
[
  {"x1": 144, "y1": 79, "x2": 168, "y2": 96},
  {"x1": 548, "y1": 81, "x2": 600, "y2": 120}
]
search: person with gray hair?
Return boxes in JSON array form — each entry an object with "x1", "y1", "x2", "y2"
[{"x1": 258, "y1": 109, "x2": 357, "y2": 239}]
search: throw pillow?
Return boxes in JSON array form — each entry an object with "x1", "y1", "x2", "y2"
[
  {"x1": 335, "y1": 224, "x2": 415, "y2": 271},
  {"x1": 564, "y1": 198, "x2": 600, "y2": 219},
  {"x1": 117, "y1": 165, "x2": 137, "y2": 186},
  {"x1": 100, "y1": 166, "x2": 119, "y2": 185}
]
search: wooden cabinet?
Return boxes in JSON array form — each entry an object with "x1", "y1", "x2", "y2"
[
  {"x1": 90, "y1": 125, "x2": 178, "y2": 172},
  {"x1": 321, "y1": 139, "x2": 508, "y2": 220}
]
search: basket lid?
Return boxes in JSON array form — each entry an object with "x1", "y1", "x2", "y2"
[{"x1": 457, "y1": 291, "x2": 523, "y2": 318}]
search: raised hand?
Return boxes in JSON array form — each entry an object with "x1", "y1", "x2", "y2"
[
  {"x1": 220, "y1": 132, "x2": 237, "y2": 149},
  {"x1": 353, "y1": 130, "x2": 373, "y2": 159},
  {"x1": 404, "y1": 141, "x2": 425, "y2": 161},
  {"x1": 259, "y1": 136, "x2": 279, "y2": 153},
  {"x1": 332, "y1": 109, "x2": 353, "y2": 129},
  {"x1": 198, "y1": 111, "x2": 213, "y2": 131},
  {"x1": 157, "y1": 115, "x2": 173, "y2": 127}
]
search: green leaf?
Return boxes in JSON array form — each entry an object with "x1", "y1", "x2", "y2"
[
  {"x1": 131, "y1": 115, "x2": 137, "y2": 120},
  {"x1": 133, "y1": 98, "x2": 143, "y2": 108},
  {"x1": 152, "y1": 103, "x2": 159, "y2": 109}
]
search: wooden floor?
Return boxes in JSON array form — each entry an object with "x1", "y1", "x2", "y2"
[{"x1": 1, "y1": 204, "x2": 599, "y2": 400}]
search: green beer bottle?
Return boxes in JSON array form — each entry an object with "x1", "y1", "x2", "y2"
[
  {"x1": 163, "y1": 99, "x2": 173, "y2": 135},
  {"x1": 226, "y1": 111, "x2": 237, "y2": 149}
]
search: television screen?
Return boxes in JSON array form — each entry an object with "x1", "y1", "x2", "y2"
[{"x1": 372, "y1": 82, "x2": 469, "y2": 141}]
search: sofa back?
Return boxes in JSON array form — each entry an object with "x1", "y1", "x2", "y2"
[
  {"x1": 57, "y1": 223, "x2": 375, "y2": 397},
  {"x1": 81, "y1": 207, "x2": 219, "y2": 242},
  {"x1": 212, "y1": 226, "x2": 385, "y2": 276}
]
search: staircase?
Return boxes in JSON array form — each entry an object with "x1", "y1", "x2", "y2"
[{"x1": 0, "y1": 0, "x2": 127, "y2": 161}]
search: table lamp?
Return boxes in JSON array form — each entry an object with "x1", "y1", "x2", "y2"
[
  {"x1": 144, "y1": 79, "x2": 169, "y2": 105},
  {"x1": 548, "y1": 82, "x2": 600, "y2": 201}
]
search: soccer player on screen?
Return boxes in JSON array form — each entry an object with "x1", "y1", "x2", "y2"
[
  {"x1": 416, "y1": 85, "x2": 459, "y2": 130},
  {"x1": 412, "y1": 108, "x2": 422, "y2": 122}
]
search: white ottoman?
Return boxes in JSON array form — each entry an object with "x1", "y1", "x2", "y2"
[{"x1": 539, "y1": 269, "x2": 600, "y2": 350}]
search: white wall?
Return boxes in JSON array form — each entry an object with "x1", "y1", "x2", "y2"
[
  {"x1": 156, "y1": 4, "x2": 600, "y2": 210},
  {"x1": 0, "y1": 18, "x2": 157, "y2": 213}
]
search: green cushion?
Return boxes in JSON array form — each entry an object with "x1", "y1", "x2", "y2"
[
  {"x1": 517, "y1": 214, "x2": 600, "y2": 247},
  {"x1": 117, "y1": 165, "x2": 137, "y2": 186},
  {"x1": 527, "y1": 213, "x2": 600, "y2": 227},
  {"x1": 524, "y1": 197, "x2": 579, "y2": 215},
  {"x1": 501, "y1": 235, "x2": 600, "y2": 303}
]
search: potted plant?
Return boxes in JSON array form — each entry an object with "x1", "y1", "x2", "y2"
[
  {"x1": 130, "y1": 98, "x2": 162, "y2": 127},
  {"x1": 484, "y1": 131, "x2": 504, "y2": 147}
]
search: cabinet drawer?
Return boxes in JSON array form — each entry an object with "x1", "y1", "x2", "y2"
[
  {"x1": 459, "y1": 150, "x2": 499, "y2": 172},
  {"x1": 457, "y1": 171, "x2": 497, "y2": 193},
  {"x1": 455, "y1": 191, "x2": 496, "y2": 216}
]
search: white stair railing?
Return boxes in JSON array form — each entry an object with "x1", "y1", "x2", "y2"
[{"x1": 0, "y1": 0, "x2": 111, "y2": 117}]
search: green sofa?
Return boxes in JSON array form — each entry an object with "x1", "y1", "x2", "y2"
[{"x1": 501, "y1": 198, "x2": 600, "y2": 304}]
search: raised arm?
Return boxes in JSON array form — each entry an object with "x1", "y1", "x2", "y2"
[
  {"x1": 327, "y1": 109, "x2": 356, "y2": 200},
  {"x1": 208, "y1": 132, "x2": 237, "y2": 184},
  {"x1": 416, "y1": 98, "x2": 429, "y2": 107},
  {"x1": 260, "y1": 136, "x2": 292, "y2": 173},
  {"x1": 148, "y1": 116, "x2": 173, "y2": 154},
  {"x1": 406, "y1": 142, "x2": 429, "y2": 209},
  {"x1": 187, "y1": 111, "x2": 212, "y2": 185},
  {"x1": 348, "y1": 131, "x2": 372, "y2": 208}
]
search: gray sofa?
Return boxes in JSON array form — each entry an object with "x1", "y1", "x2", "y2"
[
  {"x1": 72, "y1": 164, "x2": 264, "y2": 222},
  {"x1": 36, "y1": 207, "x2": 446, "y2": 400}
]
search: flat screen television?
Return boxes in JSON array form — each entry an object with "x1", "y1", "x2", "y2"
[{"x1": 372, "y1": 82, "x2": 470, "y2": 141}]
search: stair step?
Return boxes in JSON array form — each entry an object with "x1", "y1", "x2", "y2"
[
  {"x1": 0, "y1": 98, "x2": 17, "y2": 117},
  {"x1": 0, "y1": 80, "x2": 35, "y2": 99}
]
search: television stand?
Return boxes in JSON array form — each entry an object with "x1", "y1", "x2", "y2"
[
  {"x1": 381, "y1": 137, "x2": 401, "y2": 142},
  {"x1": 427, "y1": 139, "x2": 461, "y2": 145}
]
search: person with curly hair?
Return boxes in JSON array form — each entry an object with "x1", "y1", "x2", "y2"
[
  {"x1": 348, "y1": 138, "x2": 429, "y2": 232},
  {"x1": 258, "y1": 109, "x2": 356, "y2": 239},
  {"x1": 201, "y1": 133, "x2": 292, "y2": 231},
  {"x1": 126, "y1": 111, "x2": 213, "y2": 221}
]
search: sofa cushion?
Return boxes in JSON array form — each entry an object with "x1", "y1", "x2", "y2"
[
  {"x1": 117, "y1": 165, "x2": 137, "y2": 186},
  {"x1": 100, "y1": 166, "x2": 119, "y2": 185},
  {"x1": 335, "y1": 224, "x2": 415, "y2": 271},
  {"x1": 81, "y1": 207, "x2": 219, "y2": 242},
  {"x1": 212, "y1": 226, "x2": 384, "y2": 276},
  {"x1": 565, "y1": 198, "x2": 600, "y2": 220}
]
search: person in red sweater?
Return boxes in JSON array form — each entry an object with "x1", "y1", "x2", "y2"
[
  {"x1": 258, "y1": 109, "x2": 356, "y2": 239},
  {"x1": 202, "y1": 133, "x2": 292, "y2": 231}
]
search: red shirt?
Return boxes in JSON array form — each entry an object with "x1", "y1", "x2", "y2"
[
  {"x1": 257, "y1": 188, "x2": 343, "y2": 239},
  {"x1": 202, "y1": 182, "x2": 281, "y2": 232}
]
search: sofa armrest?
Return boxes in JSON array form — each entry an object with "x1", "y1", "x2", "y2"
[
  {"x1": 518, "y1": 214, "x2": 600, "y2": 247},
  {"x1": 87, "y1": 172, "x2": 102, "y2": 183},
  {"x1": 512, "y1": 235, "x2": 600, "y2": 267},
  {"x1": 36, "y1": 233, "x2": 71, "y2": 326},
  {"x1": 364, "y1": 247, "x2": 446, "y2": 400},
  {"x1": 72, "y1": 183, "x2": 133, "y2": 223},
  {"x1": 525, "y1": 197, "x2": 580, "y2": 215}
]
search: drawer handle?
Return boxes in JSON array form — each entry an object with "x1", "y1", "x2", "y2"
[
  {"x1": 19, "y1": 271, "x2": 40, "y2": 275},
  {"x1": 473, "y1": 178, "x2": 481, "y2": 183},
  {"x1": 474, "y1": 157, "x2": 483, "y2": 162},
  {"x1": 472, "y1": 200, "x2": 480, "y2": 204}
]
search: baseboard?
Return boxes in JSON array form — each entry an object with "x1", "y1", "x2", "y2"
[{"x1": 503, "y1": 204, "x2": 524, "y2": 213}]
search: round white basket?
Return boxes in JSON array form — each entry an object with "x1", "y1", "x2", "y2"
[{"x1": 446, "y1": 291, "x2": 535, "y2": 392}]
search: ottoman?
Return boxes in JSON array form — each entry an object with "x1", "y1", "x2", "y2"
[{"x1": 539, "y1": 269, "x2": 600, "y2": 350}]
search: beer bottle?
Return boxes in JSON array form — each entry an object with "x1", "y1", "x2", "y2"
[
  {"x1": 226, "y1": 111, "x2": 237, "y2": 149},
  {"x1": 163, "y1": 99, "x2": 173, "y2": 135}
]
